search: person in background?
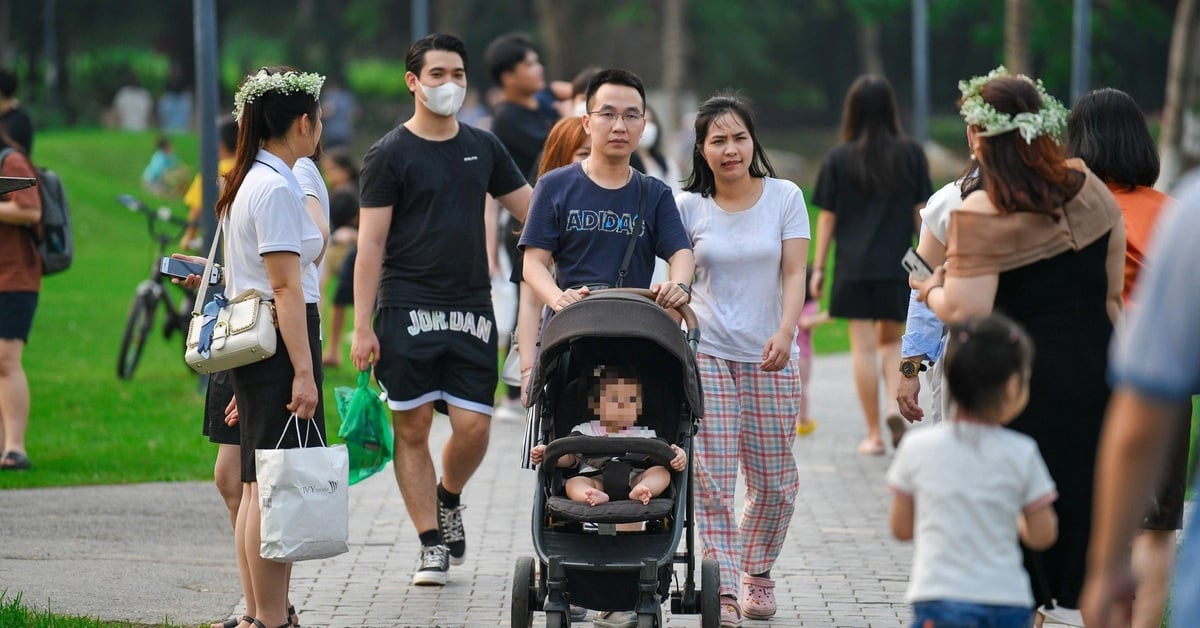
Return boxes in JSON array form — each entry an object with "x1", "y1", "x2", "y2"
[
  {"x1": 795, "y1": 266, "x2": 829, "y2": 436},
  {"x1": 0, "y1": 68, "x2": 34, "y2": 157},
  {"x1": 111, "y1": 71, "x2": 154, "y2": 131},
  {"x1": 181, "y1": 116, "x2": 239, "y2": 251},
  {"x1": 1067, "y1": 86, "x2": 1180, "y2": 628},
  {"x1": 889, "y1": 313, "x2": 1058, "y2": 628},
  {"x1": 0, "y1": 124, "x2": 42, "y2": 471},
  {"x1": 914, "y1": 67, "x2": 1125, "y2": 625},
  {"x1": 320, "y1": 147, "x2": 360, "y2": 368},
  {"x1": 677, "y1": 93, "x2": 809, "y2": 627},
  {"x1": 484, "y1": 33, "x2": 559, "y2": 421},
  {"x1": 158, "y1": 64, "x2": 193, "y2": 133},
  {"x1": 320, "y1": 75, "x2": 359, "y2": 149},
  {"x1": 142, "y1": 136, "x2": 187, "y2": 196},
  {"x1": 809, "y1": 75, "x2": 932, "y2": 456}
]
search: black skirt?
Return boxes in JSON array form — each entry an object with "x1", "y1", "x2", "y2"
[{"x1": 231, "y1": 303, "x2": 325, "y2": 483}]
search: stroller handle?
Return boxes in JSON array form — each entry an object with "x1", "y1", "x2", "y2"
[{"x1": 603, "y1": 288, "x2": 699, "y2": 332}]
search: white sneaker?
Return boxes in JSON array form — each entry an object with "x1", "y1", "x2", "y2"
[
  {"x1": 493, "y1": 400, "x2": 524, "y2": 422},
  {"x1": 412, "y1": 544, "x2": 450, "y2": 586}
]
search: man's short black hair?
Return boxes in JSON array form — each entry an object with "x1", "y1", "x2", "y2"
[
  {"x1": 484, "y1": 33, "x2": 536, "y2": 86},
  {"x1": 584, "y1": 68, "x2": 645, "y2": 111},
  {"x1": 406, "y1": 33, "x2": 469, "y2": 84},
  {"x1": 0, "y1": 68, "x2": 17, "y2": 99}
]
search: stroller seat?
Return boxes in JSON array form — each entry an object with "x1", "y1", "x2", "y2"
[{"x1": 541, "y1": 434, "x2": 679, "y2": 524}]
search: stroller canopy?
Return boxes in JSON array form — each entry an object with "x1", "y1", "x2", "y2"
[{"x1": 528, "y1": 291, "x2": 703, "y2": 417}]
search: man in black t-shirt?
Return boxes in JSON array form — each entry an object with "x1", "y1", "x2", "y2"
[
  {"x1": 483, "y1": 33, "x2": 560, "y2": 419},
  {"x1": 352, "y1": 33, "x2": 532, "y2": 587},
  {"x1": 0, "y1": 68, "x2": 34, "y2": 157}
]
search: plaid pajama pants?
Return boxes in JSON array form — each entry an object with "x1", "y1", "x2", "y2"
[{"x1": 694, "y1": 353, "x2": 801, "y2": 596}]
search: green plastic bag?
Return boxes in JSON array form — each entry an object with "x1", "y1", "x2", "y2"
[{"x1": 335, "y1": 370, "x2": 394, "y2": 485}]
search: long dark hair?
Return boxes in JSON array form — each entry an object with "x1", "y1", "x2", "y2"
[
  {"x1": 682, "y1": 92, "x2": 776, "y2": 197},
  {"x1": 215, "y1": 66, "x2": 320, "y2": 219},
  {"x1": 1067, "y1": 87, "x2": 1159, "y2": 190},
  {"x1": 971, "y1": 77, "x2": 1080, "y2": 216},
  {"x1": 839, "y1": 75, "x2": 910, "y2": 190}
]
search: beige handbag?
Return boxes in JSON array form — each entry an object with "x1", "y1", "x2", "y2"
[{"x1": 184, "y1": 223, "x2": 277, "y2": 374}]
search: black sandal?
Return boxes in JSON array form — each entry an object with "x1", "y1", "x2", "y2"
[
  {"x1": 214, "y1": 615, "x2": 252, "y2": 628},
  {"x1": 288, "y1": 605, "x2": 300, "y2": 628},
  {"x1": 249, "y1": 619, "x2": 289, "y2": 628},
  {"x1": 0, "y1": 450, "x2": 30, "y2": 470}
]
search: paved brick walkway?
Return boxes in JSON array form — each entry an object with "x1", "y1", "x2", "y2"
[{"x1": 284, "y1": 353, "x2": 917, "y2": 627}]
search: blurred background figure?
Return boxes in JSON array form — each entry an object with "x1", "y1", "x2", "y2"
[
  {"x1": 111, "y1": 70, "x2": 153, "y2": 131},
  {"x1": 320, "y1": 146, "x2": 360, "y2": 369},
  {"x1": 0, "y1": 68, "x2": 33, "y2": 157},
  {"x1": 157, "y1": 63, "x2": 192, "y2": 133},
  {"x1": 320, "y1": 74, "x2": 359, "y2": 149}
]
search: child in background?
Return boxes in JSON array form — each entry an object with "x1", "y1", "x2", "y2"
[
  {"x1": 796, "y1": 266, "x2": 829, "y2": 435},
  {"x1": 888, "y1": 313, "x2": 1058, "y2": 627},
  {"x1": 530, "y1": 365, "x2": 686, "y2": 506},
  {"x1": 141, "y1": 136, "x2": 189, "y2": 197}
]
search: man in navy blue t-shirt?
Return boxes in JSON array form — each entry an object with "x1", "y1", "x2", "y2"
[{"x1": 519, "y1": 68, "x2": 694, "y2": 312}]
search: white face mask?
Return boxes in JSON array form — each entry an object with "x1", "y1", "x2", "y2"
[
  {"x1": 419, "y1": 80, "x2": 466, "y2": 117},
  {"x1": 573, "y1": 100, "x2": 587, "y2": 117},
  {"x1": 639, "y1": 122, "x2": 659, "y2": 149}
]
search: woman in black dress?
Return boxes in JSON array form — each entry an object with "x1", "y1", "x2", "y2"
[{"x1": 915, "y1": 68, "x2": 1124, "y2": 623}]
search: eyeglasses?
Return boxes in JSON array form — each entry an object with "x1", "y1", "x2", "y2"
[{"x1": 588, "y1": 110, "x2": 645, "y2": 125}]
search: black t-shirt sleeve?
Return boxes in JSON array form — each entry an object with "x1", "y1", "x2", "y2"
[
  {"x1": 487, "y1": 133, "x2": 529, "y2": 200},
  {"x1": 358, "y1": 140, "x2": 399, "y2": 208},
  {"x1": 910, "y1": 142, "x2": 934, "y2": 207},
  {"x1": 811, "y1": 149, "x2": 839, "y2": 212}
]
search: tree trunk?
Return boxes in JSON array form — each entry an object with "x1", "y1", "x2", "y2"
[
  {"x1": 662, "y1": 0, "x2": 686, "y2": 148},
  {"x1": 1004, "y1": 0, "x2": 1031, "y2": 75},
  {"x1": 856, "y1": 20, "x2": 884, "y2": 76},
  {"x1": 1158, "y1": 0, "x2": 1200, "y2": 191},
  {"x1": 532, "y1": 0, "x2": 569, "y2": 82}
]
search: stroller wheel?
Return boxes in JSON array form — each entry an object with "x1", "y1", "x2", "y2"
[
  {"x1": 511, "y1": 556, "x2": 536, "y2": 628},
  {"x1": 700, "y1": 558, "x2": 720, "y2": 628}
]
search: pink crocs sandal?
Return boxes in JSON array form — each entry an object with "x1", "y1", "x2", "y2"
[
  {"x1": 740, "y1": 574, "x2": 776, "y2": 619},
  {"x1": 719, "y1": 594, "x2": 743, "y2": 627}
]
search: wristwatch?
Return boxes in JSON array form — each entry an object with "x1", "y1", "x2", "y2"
[{"x1": 899, "y1": 358, "x2": 928, "y2": 379}]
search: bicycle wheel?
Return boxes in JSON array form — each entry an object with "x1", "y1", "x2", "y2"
[{"x1": 117, "y1": 289, "x2": 158, "y2": 380}]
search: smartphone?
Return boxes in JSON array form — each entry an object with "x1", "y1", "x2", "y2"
[
  {"x1": 160, "y1": 257, "x2": 220, "y2": 285},
  {"x1": 901, "y1": 247, "x2": 934, "y2": 281}
]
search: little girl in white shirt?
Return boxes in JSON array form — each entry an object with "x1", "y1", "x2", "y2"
[{"x1": 888, "y1": 312, "x2": 1058, "y2": 627}]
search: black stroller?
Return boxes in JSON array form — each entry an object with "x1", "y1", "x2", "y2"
[{"x1": 511, "y1": 289, "x2": 719, "y2": 628}]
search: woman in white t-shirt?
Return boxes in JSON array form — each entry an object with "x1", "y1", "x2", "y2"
[
  {"x1": 214, "y1": 66, "x2": 327, "y2": 628},
  {"x1": 888, "y1": 313, "x2": 1057, "y2": 627},
  {"x1": 675, "y1": 93, "x2": 810, "y2": 627}
]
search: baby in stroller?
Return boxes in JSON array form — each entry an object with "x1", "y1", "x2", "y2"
[{"x1": 530, "y1": 365, "x2": 687, "y2": 506}]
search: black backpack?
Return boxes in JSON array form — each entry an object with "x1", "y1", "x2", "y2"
[{"x1": 0, "y1": 147, "x2": 73, "y2": 275}]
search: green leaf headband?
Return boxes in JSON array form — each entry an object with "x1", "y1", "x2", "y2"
[
  {"x1": 233, "y1": 68, "x2": 326, "y2": 121},
  {"x1": 958, "y1": 65, "x2": 1067, "y2": 144}
]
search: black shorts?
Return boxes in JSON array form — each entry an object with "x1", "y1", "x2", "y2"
[
  {"x1": 373, "y1": 305, "x2": 498, "y2": 416},
  {"x1": 0, "y1": 291, "x2": 38, "y2": 342},
  {"x1": 1142, "y1": 414, "x2": 1192, "y2": 530},
  {"x1": 829, "y1": 278, "x2": 908, "y2": 321},
  {"x1": 202, "y1": 371, "x2": 239, "y2": 445},
  {"x1": 333, "y1": 248, "x2": 356, "y2": 306},
  {"x1": 230, "y1": 304, "x2": 326, "y2": 483}
]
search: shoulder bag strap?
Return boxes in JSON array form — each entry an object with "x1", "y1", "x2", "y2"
[
  {"x1": 615, "y1": 171, "x2": 647, "y2": 289},
  {"x1": 191, "y1": 221, "x2": 223, "y2": 316}
]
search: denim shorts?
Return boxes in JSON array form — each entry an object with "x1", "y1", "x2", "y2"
[{"x1": 911, "y1": 600, "x2": 1032, "y2": 628}]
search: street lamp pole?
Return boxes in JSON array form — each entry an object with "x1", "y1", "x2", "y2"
[
  {"x1": 913, "y1": 0, "x2": 929, "y2": 144},
  {"x1": 1071, "y1": 0, "x2": 1091, "y2": 104}
]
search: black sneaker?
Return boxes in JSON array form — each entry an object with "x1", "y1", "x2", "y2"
[
  {"x1": 412, "y1": 544, "x2": 450, "y2": 586},
  {"x1": 437, "y1": 501, "x2": 467, "y2": 565}
]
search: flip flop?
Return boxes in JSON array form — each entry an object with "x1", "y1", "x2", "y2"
[
  {"x1": 0, "y1": 451, "x2": 30, "y2": 470},
  {"x1": 886, "y1": 414, "x2": 908, "y2": 449},
  {"x1": 856, "y1": 438, "x2": 885, "y2": 456}
]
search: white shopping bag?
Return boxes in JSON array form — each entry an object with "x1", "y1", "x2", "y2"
[{"x1": 256, "y1": 415, "x2": 350, "y2": 562}]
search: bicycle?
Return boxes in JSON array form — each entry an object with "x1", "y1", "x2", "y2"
[{"x1": 116, "y1": 193, "x2": 197, "y2": 380}]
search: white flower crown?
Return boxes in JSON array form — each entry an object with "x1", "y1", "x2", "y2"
[
  {"x1": 958, "y1": 65, "x2": 1067, "y2": 144},
  {"x1": 233, "y1": 68, "x2": 325, "y2": 121}
]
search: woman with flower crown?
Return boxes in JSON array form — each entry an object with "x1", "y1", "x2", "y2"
[
  {"x1": 914, "y1": 67, "x2": 1125, "y2": 625},
  {"x1": 213, "y1": 65, "x2": 327, "y2": 628}
]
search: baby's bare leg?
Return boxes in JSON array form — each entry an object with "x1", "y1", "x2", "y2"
[
  {"x1": 566, "y1": 476, "x2": 609, "y2": 505},
  {"x1": 629, "y1": 466, "x2": 671, "y2": 505}
]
